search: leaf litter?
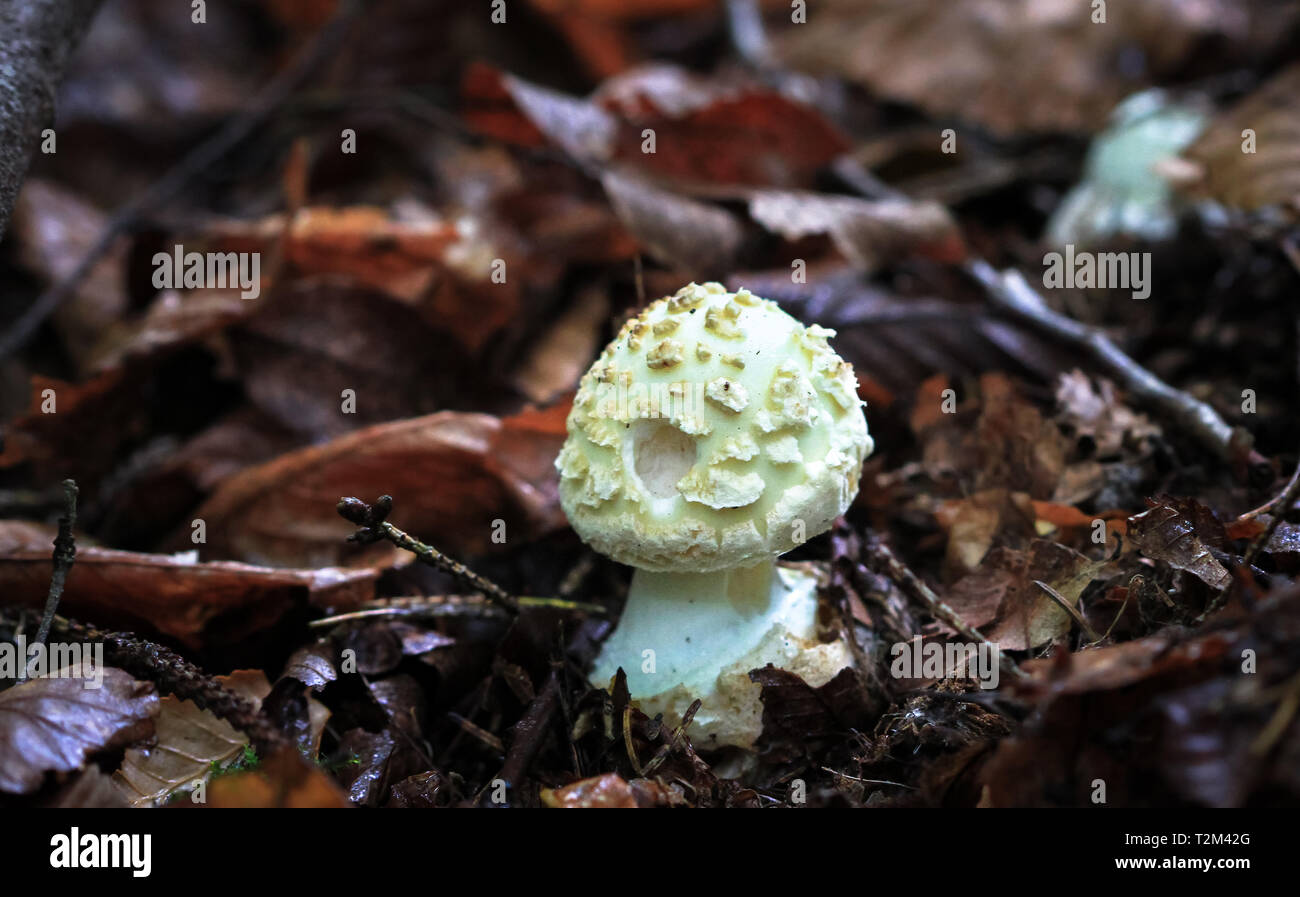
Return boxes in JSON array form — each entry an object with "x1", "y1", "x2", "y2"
[{"x1": 1, "y1": 0, "x2": 1299, "y2": 809}]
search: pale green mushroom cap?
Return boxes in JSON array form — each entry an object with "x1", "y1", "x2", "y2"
[{"x1": 555, "y1": 282, "x2": 872, "y2": 572}]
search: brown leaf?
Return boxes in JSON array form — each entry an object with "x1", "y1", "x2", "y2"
[
  {"x1": 185, "y1": 404, "x2": 569, "y2": 567},
  {"x1": 512, "y1": 286, "x2": 609, "y2": 403},
  {"x1": 772, "y1": 0, "x2": 1287, "y2": 136},
  {"x1": 541, "y1": 772, "x2": 639, "y2": 808},
  {"x1": 462, "y1": 63, "x2": 616, "y2": 158},
  {"x1": 1054, "y1": 369, "x2": 1161, "y2": 460},
  {"x1": 974, "y1": 374, "x2": 1068, "y2": 500},
  {"x1": 200, "y1": 744, "x2": 351, "y2": 808},
  {"x1": 228, "y1": 281, "x2": 466, "y2": 440},
  {"x1": 386, "y1": 769, "x2": 460, "y2": 807},
  {"x1": 746, "y1": 189, "x2": 965, "y2": 270},
  {"x1": 0, "y1": 526, "x2": 375, "y2": 650},
  {"x1": 0, "y1": 665, "x2": 158, "y2": 794},
  {"x1": 209, "y1": 206, "x2": 525, "y2": 355},
  {"x1": 114, "y1": 696, "x2": 251, "y2": 807},
  {"x1": 1179, "y1": 64, "x2": 1300, "y2": 210},
  {"x1": 600, "y1": 168, "x2": 743, "y2": 273},
  {"x1": 596, "y1": 64, "x2": 851, "y2": 188},
  {"x1": 332, "y1": 728, "x2": 427, "y2": 807},
  {"x1": 0, "y1": 370, "x2": 144, "y2": 487},
  {"x1": 1129, "y1": 501, "x2": 1231, "y2": 590},
  {"x1": 10, "y1": 180, "x2": 130, "y2": 374},
  {"x1": 750, "y1": 666, "x2": 877, "y2": 762},
  {"x1": 945, "y1": 540, "x2": 1104, "y2": 650},
  {"x1": 938, "y1": 489, "x2": 1037, "y2": 578},
  {"x1": 468, "y1": 63, "x2": 849, "y2": 189}
]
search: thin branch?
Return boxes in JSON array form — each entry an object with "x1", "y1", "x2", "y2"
[
  {"x1": 25, "y1": 479, "x2": 78, "y2": 675},
  {"x1": 1033, "y1": 579, "x2": 1101, "y2": 642},
  {"x1": 0, "y1": 0, "x2": 363, "y2": 361},
  {"x1": 864, "y1": 536, "x2": 1027, "y2": 681},
  {"x1": 337, "y1": 495, "x2": 520, "y2": 616},
  {"x1": 306, "y1": 594, "x2": 605, "y2": 629},
  {"x1": 966, "y1": 259, "x2": 1261, "y2": 470},
  {"x1": 497, "y1": 670, "x2": 562, "y2": 788},
  {"x1": 1200, "y1": 449, "x2": 1300, "y2": 623}
]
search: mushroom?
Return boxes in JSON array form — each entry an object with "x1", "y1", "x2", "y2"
[{"x1": 555, "y1": 282, "x2": 873, "y2": 749}]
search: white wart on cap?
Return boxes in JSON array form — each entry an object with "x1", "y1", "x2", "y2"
[{"x1": 556, "y1": 282, "x2": 872, "y2": 572}]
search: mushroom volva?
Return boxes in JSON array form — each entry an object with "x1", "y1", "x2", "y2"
[{"x1": 554, "y1": 282, "x2": 873, "y2": 749}]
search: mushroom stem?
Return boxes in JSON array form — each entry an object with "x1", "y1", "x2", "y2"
[{"x1": 591, "y1": 559, "x2": 821, "y2": 702}]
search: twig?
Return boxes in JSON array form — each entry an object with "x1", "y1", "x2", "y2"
[
  {"x1": 1243, "y1": 456, "x2": 1300, "y2": 572},
  {"x1": 446, "y1": 713, "x2": 505, "y2": 755},
  {"x1": 622, "y1": 705, "x2": 644, "y2": 777},
  {"x1": 966, "y1": 259, "x2": 1263, "y2": 470},
  {"x1": 497, "y1": 670, "x2": 562, "y2": 787},
  {"x1": 1033, "y1": 579, "x2": 1101, "y2": 642},
  {"x1": 640, "y1": 698, "x2": 701, "y2": 777},
  {"x1": 306, "y1": 594, "x2": 605, "y2": 628},
  {"x1": 0, "y1": 0, "x2": 363, "y2": 360},
  {"x1": 820, "y1": 767, "x2": 915, "y2": 790},
  {"x1": 30, "y1": 479, "x2": 78, "y2": 657},
  {"x1": 1236, "y1": 458, "x2": 1300, "y2": 520},
  {"x1": 0, "y1": 0, "x2": 102, "y2": 240},
  {"x1": 337, "y1": 495, "x2": 520, "y2": 616},
  {"x1": 1199, "y1": 450, "x2": 1300, "y2": 623},
  {"x1": 864, "y1": 536, "x2": 1027, "y2": 681}
]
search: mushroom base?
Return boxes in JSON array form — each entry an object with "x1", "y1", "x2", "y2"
[{"x1": 590, "y1": 561, "x2": 853, "y2": 750}]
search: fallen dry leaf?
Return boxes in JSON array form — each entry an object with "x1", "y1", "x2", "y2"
[
  {"x1": 746, "y1": 189, "x2": 965, "y2": 271},
  {"x1": 595, "y1": 63, "x2": 851, "y2": 188},
  {"x1": 601, "y1": 168, "x2": 743, "y2": 273},
  {"x1": 772, "y1": 0, "x2": 1287, "y2": 136},
  {"x1": 0, "y1": 665, "x2": 158, "y2": 794},
  {"x1": 115, "y1": 669, "x2": 328, "y2": 806},
  {"x1": 10, "y1": 179, "x2": 130, "y2": 374},
  {"x1": 512, "y1": 285, "x2": 609, "y2": 403},
  {"x1": 1178, "y1": 64, "x2": 1300, "y2": 211},
  {"x1": 197, "y1": 744, "x2": 351, "y2": 808},
  {"x1": 114, "y1": 696, "x2": 251, "y2": 807},
  {"x1": 938, "y1": 489, "x2": 1037, "y2": 578},
  {"x1": 1128, "y1": 500, "x2": 1232, "y2": 591},
  {"x1": 467, "y1": 63, "x2": 849, "y2": 189},
  {"x1": 183, "y1": 404, "x2": 570, "y2": 568},
  {"x1": 945, "y1": 540, "x2": 1105, "y2": 650},
  {"x1": 0, "y1": 523, "x2": 375, "y2": 650},
  {"x1": 541, "y1": 772, "x2": 639, "y2": 807}
]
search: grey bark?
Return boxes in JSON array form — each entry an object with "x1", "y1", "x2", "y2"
[{"x1": 0, "y1": 0, "x2": 102, "y2": 241}]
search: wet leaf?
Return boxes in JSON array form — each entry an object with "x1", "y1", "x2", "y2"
[
  {"x1": 1129, "y1": 500, "x2": 1231, "y2": 590},
  {"x1": 541, "y1": 772, "x2": 639, "y2": 807},
  {"x1": 113, "y1": 696, "x2": 251, "y2": 807},
  {"x1": 0, "y1": 524, "x2": 374, "y2": 650},
  {"x1": 0, "y1": 665, "x2": 158, "y2": 794}
]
